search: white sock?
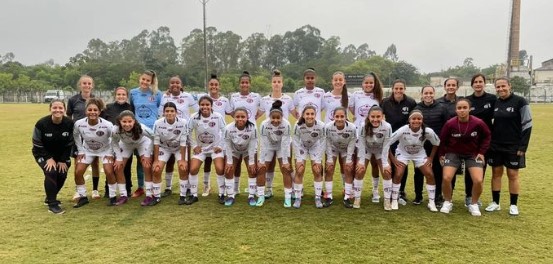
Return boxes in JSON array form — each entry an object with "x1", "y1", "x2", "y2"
[
  {"x1": 216, "y1": 175, "x2": 225, "y2": 195},
  {"x1": 266, "y1": 172, "x2": 274, "y2": 189},
  {"x1": 383, "y1": 179, "x2": 392, "y2": 199},
  {"x1": 284, "y1": 188, "x2": 292, "y2": 199},
  {"x1": 293, "y1": 183, "x2": 303, "y2": 199},
  {"x1": 203, "y1": 171, "x2": 211, "y2": 186},
  {"x1": 179, "y1": 179, "x2": 188, "y2": 196},
  {"x1": 165, "y1": 172, "x2": 173, "y2": 190},
  {"x1": 314, "y1": 181, "x2": 323, "y2": 198},
  {"x1": 353, "y1": 179, "x2": 364, "y2": 198},
  {"x1": 257, "y1": 186, "x2": 265, "y2": 197},
  {"x1": 76, "y1": 184, "x2": 87, "y2": 197},
  {"x1": 145, "y1": 181, "x2": 153, "y2": 197},
  {"x1": 234, "y1": 176, "x2": 240, "y2": 192},
  {"x1": 344, "y1": 183, "x2": 353, "y2": 200},
  {"x1": 108, "y1": 184, "x2": 116, "y2": 198},
  {"x1": 189, "y1": 174, "x2": 199, "y2": 197},
  {"x1": 325, "y1": 181, "x2": 333, "y2": 199},
  {"x1": 248, "y1": 177, "x2": 257, "y2": 196},
  {"x1": 225, "y1": 178, "x2": 235, "y2": 198},
  {"x1": 372, "y1": 177, "x2": 380, "y2": 192},
  {"x1": 118, "y1": 183, "x2": 127, "y2": 197},
  {"x1": 392, "y1": 183, "x2": 401, "y2": 200},
  {"x1": 426, "y1": 184, "x2": 436, "y2": 202},
  {"x1": 152, "y1": 183, "x2": 161, "y2": 198}
]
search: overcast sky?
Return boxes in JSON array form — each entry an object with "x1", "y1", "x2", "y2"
[{"x1": 1, "y1": 0, "x2": 551, "y2": 73}]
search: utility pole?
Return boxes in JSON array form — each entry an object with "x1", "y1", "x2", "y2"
[{"x1": 200, "y1": 0, "x2": 210, "y2": 90}]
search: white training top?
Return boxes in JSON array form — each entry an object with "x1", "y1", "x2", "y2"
[
  {"x1": 293, "y1": 120, "x2": 326, "y2": 151},
  {"x1": 73, "y1": 117, "x2": 114, "y2": 155},
  {"x1": 293, "y1": 87, "x2": 325, "y2": 121},
  {"x1": 324, "y1": 120, "x2": 357, "y2": 163},
  {"x1": 111, "y1": 124, "x2": 154, "y2": 161},
  {"x1": 153, "y1": 117, "x2": 188, "y2": 152},
  {"x1": 229, "y1": 92, "x2": 261, "y2": 123},
  {"x1": 158, "y1": 91, "x2": 198, "y2": 120},
  {"x1": 259, "y1": 119, "x2": 292, "y2": 164},
  {"x1": 382, "y1": 124, "x2": 440, "y2": 168},
  {"x1": 197, "y1": 93, "x2": 232, "y2": 117},
  {"x1": 259, "y1": 94, "x2": 295, "y2": 120},
  {"x1": 224, "y1": 122, "x2": 258, "y2": 165},
  {"x1": 188, "y1": 112, "x2": 226, "y2": 154},
  {"x1": 321, "y1": 91, "x2": 352, "y2": 123},
  {"x1": 356, "y1": 120, "x2": 393, "y2": 162},
  {"x1": 349, "y1": 90, "x2": 380, "y2": 126}
]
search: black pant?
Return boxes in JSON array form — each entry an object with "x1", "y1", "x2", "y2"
[{"x1": 39, "y1": 160, "x2": 69, "y2": 205}]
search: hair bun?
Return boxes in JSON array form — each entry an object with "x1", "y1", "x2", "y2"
[
  {"x1": 242, "y1": 71, "x2": 250, "y2": 75},
  {"x1": 271, "y1": 100, "x2": 283, "y2": 109},
  {"x1": 210, "y1": 73, "x2": 218, "y2": 79},
  {"x1": 273, "y1": 69, "x2": 281, "y2": 76}
]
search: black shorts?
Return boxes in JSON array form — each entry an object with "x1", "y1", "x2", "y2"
[
  {"x1": 443, "y1": 153, "x2": 484, "y2": 169},
  {"x1": 487, "y1": 150, "x2": 526, "y2": 169}
]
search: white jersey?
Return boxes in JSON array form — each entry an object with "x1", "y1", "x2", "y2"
[
  {"x1": 259, "y1": 119, "x2": 291, "y2": 162},
  {"x1": 322, "y1": 91, "x2": 352, "y2": 123},
  {"x1": 197, "y1": 93, "x2": 231, "y2": 117},
  {"x1": 382, "y1": 125, "x2": 440, "y2": 167},
  {"x1": 224, "y1": 122, "x2": 258, "y2": 165},
  {"x1": 324, "y1": 121, "x2": 357, "y2": 163},
  {"x1": 259, "y1": 94, "x2": 295, "y2": 120},
  {"x1": 153, "y1": 117, "x2": 188, "y2": 152},
  {"x1": 349, "y1": 90, "x2": 380, "y2": 126},
  {"x1": 357, "y1": 120, "x2": 393, "y2": 161},
  {"x1": 293, "y1": 87, "x2": 325, "y2": 120},
  {"x1": 229, "y1": 92, "x2": 261, "y2": 123},
  {"x1": 73, "y1": 117, "x2": 114, "y2": 155},
  {"x1": 188, "y1": 112, "x2": 226, "y2": 154},
  {"x1": 111, "y1": 124, "x2": 154, "y2": 161},
  {"x1": 158, "y1": 91, "x2": 198, "y2": 120},
  {"x1": 293, "y1": 120, "x2": 325, "y2": 151}
]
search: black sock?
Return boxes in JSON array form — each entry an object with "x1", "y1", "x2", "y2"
[
  {"x1": 93, "y1": 176, "x2": 99, "y2": 191},
  {"x1": 510, "y1": 193, "x2": 518, "y2": 205},
  {"x1": 492, "y1": 191, "x2": 500, "y2": 204}
]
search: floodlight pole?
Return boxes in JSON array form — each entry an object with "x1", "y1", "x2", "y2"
[{"x1": 201, "y1": 0, "x2": 210, "y2": 90}]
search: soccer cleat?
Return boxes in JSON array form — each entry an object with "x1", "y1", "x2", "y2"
[
  {"x1": 107, "y1": 197, "x2": 117, "y2": 206},
  {"x1": 132, "y1": 188, "x2": 145, "y2": 198},
  {"x1": 372, "y1": 194, "x2": 380, "y2": 203},
  {"x1": 384, "y1": 200, "x2": 392, "y2": 211},
  {"x1": 115, "y1": 196, "x2": 128, "y2": 206},
  {"x1": 141, "y1": 196, "x2": 153, "y2": 206},
  {"x1": 427, "y1": 201, "x2": 438, "y2": 212},
  {"x1": 293, "y1": 198, "x2": 302, "y2": 209},
  {"x1": 398, "y1": 197, "x2": 407, "y2": 206},
  {"x1": 283, "y1": 198, "x2": 292, "y2": 208},
  {"x1": 343, "y1": 198, "x2": 354, "y2": 208},
  {"x1": 224, "y1": 197, "x2": 235, "y2": 206},
  {"x1": 178, "y1": 196, "x2": 187, "y2": 205},
  {"x1": 148, "y1": 196, "x2": 161, "y2": 206},
  {"x1": 353, "y1": 198, "x2": 361, "y2": 209},
  {"x1": 218, "y1": 195, "x2": 225, "y2": 205},
  {"x1": 468, "y1": 204, "x2": 481, "y2": 216},
  {"x1": 399, "y1": 192, "x2": 408, "y2": 204},
  {"x1": 264, "y1": 189, "x2": 273, "y2": 199},
  {"x1": 202, "y1": 186, "x2": 211, "y2": 197},
  {"x1": 509, "y1": 205, "x2": 519, "y2": 216},
  {"x1": 391, "y1": 199, "x2": 399, "y2": 210},
  {"x1": 73, "y1": 196, "x2": 89, "y2": 208},
  {"x1": 323, "y1": 197, "x2": 334, "y2": 208},
  {"x1": 315, "y1": 197, "x2": 324, "y2": 208},
  {"x1": 48, "y1": 204, "x2": 65, "y2": 215},
  {"x1": 92, "y1": 190, "x2": 101, "y2": 199},
  {"x1": 412, "y1": 197, "x2": 423, "y2": 205},
  {"x1": 485, "y1": 202, "x2": 501, "y2": 212},
  {"x1": 161, "y1": 189, "x2": 172, "y2": 198},
  {"x1": 248, "y1": 196, "x2": 257, "y2": 206},
  {"x1": 72, "y1": 192, "x2": 80, "y2": 201},
  {"x1": 185, "y1": 196, "x2": 199, "y2": 205},
  {"x1": 440, "y1": 201, "x2": 453, "y2": 213},
  {"x1": 256, "y1": 196, "x2": 265, "y2": 207}
]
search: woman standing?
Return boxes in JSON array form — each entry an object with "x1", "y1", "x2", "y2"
[
  {"x1": 32, "y1": 99, "x2": 74, "y2": 214},
  {"x1": 293, "y1": 68, "x2": 325, "y2": 121},
  {"x1": 485, "y1": 78, "x2": 532, "y2": 216},
  {"x1": 439, "y1": 99, "x2": 491, "y2": 216},
  {"x1": 437, "y1": 78, "x2": 462, "y2": 118}
]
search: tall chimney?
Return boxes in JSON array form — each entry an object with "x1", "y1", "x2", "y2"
[{"x1": 508, "y1": 0, "x2": 521, "y2": 77}]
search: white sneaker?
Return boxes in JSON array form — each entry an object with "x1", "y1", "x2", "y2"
[
  {"x1": 485, "y1": 202, "x2": 501, "y2": 212},
  {"x1": 384, "y1": 200, "x2": 392, "y2": 211},
  {"x1": 92, "y1": 190, "x2": 101, "y2": 199},
  {"x1": 468, "y1": 204, "x2": 481, "y2": 216},
  {"x1": 202, "y1": 186, "x2": 211, "y2": 197},
  {"x1": 427, "y1": 201, "x2": 438, "y2": 212},
  {"x1": 372, "y1": 193, "x2": 380, "y2": 203},
  {"x1": 391, "y1": 199, "x2": 399, "y2": 210},
  {"x1": 440, "y1": 201, "x2": 453, "y2": 213},
  {"x1": 72, "y1": 192, "x2": 80, "y2": 201},
  {"x1": 509, "y1": 205, "x2": 519, "y2": 216},
  {"x1": 398, "y1": 197, "x2": 407, "y2": 206}
]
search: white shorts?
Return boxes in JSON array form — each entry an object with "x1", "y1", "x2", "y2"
[
  {"x1": 326, "y1": 148, "x2": 348, "y2": 163},
  {"x1": 259, "y1": 149, "x2": 283, "y2": 163},
  {"x1": 79, "y1": 152, "x2": 113, "y2": 164},
  {"x1": 157, "y1": 147, "x2": 182, "y2": 162},
  {"x1": 396, "y1": 152, "x2": 427, "y2": 168},
  {"x1": 118, "y1": 138, "x2": 152, "y2": 160},
  {"x1": 295, "y1": 147, "x2": 323, "y2": 164},
  {"x1": 192, "y1": 151, "x2": 224, "y2": 162},
  {"x1": 364, "y1": 148, "x2": 383, "y2": 161}
]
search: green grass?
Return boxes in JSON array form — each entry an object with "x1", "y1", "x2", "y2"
[{"x1": 1, "y1": 103, "x2": 552, "y2": 263}]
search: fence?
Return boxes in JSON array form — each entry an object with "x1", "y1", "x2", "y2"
[{"x1": 0, "y1": 90, "x2": 114, "y2": 104}]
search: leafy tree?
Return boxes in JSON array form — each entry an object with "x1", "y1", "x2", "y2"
[
  {"x1": 510, "y1": 76, "x2": 530, "y2": 96},
  {"x1": 383, "y1": 44, "x2": 398, "y2": 62}
]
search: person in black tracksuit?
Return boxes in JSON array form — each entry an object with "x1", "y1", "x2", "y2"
[
  {"x1": 413, "y1": 85, "x2": 449, "y2": 205},
  {"x1": 464, "y1": 74, "x2": 496, "y2": 205},
  {"x1": 32, "y1": 99, "x2": 74, "y2": 214},
  {"x1": 102, "y1": 87, "x2": 134, "y2": 196},
  {"x1": 381, "y1": 79, "x2": 416, "y2": 203}
]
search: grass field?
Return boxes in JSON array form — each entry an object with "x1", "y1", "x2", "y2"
[{"x1": 1, "y1": 103, "x2": 552, "y2": 263}]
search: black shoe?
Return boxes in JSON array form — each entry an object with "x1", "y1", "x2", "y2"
[
  {"x1": 73, "y1": 196, "x2": 89, "y2": 208},
  {"x1": 48, "y1": 204, "x2": 65, "y2": 214},
  {"x1": 148, "y1": 196, "x2": 161, "y2": 206},
  {"x1": 412, "y1": 197, "x2": 423, "y2": 205},
  {"x1": 103, "y1": 192, "x2": 109, "y2": 199},
  {"x1": 323, "y1": 197, "x2": 333, "y2": 208},
  {"x1": 343, "y1": 198, "x2": 354, "y2": 208},
  {"x1": 107, "y1": 197, "x2": 117, "y2": 206},
  {"x1": 218, "y1": 194, "x2": 225, "y2": 204},
  {"x1": 185, "y1": 196, "x2": 199, "y2": 205},
  {"x1": 161, "y1": 189, "x2": 172, "y2": 198},
  {"x1": 435, "y1": 195, "x2": 444, "y2": 208},
  {"x1": 178, "y1": 196, "x2": 187, "y2": 205},
  {"x1": 186, "y1": 189, "x2": 191, "y2": 197}
]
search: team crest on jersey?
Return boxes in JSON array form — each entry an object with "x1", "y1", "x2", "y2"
[
  {"x1": 247, "y1": 98, "x2": 253, "y2": 103},
  {"x1": 159, "y1": 151, "x2": 164, "y2": 156},
  {"x1": 173, "y1": 130, "x2": 181, "y2": 135},
  {"x1": 96, "y1": 131, "x2": 105, "y2": 137},
  {"x1": 484, "y1": 103, "x2": 491, "y2": 109},
  {"x1": 375, "y1": 133, "x2": 383, "y2": 138},
  {"x1": 149, "y1": 96, "x2": 155, "y2": 102},
  {"x1": 342, "y1": 133, "x2": 350, "y2": 138},
  {"x1": 209, "y1": 122, "x2": 216, "y2": 127},
  {"x1": 242, "y1": 134, "x2": 250, "y2": 140},
  {"x1": 311, "y1": 132, "x2": 319, "y2": 138},
  {"x1": 300, "y1": 149, "x2": 305, "y2": 154},
  {"x1": 274, "y1": 130, "x2": 283, "y2": 136},
  {"x1": 314, "y1": 93, "x2": 321, "y2": 98},
  {"x1": 402, "y1": 107, "x2": 409, "y2": 114},
  {"x1": 62, "y1": 132, "x2": 69, "y2": 137},
  {"x1": 215, "y1": 101, "x2": 222, "y2": 106},
  {"x1": 471, "y1": 131, "x2": 477, "y2": 137},
  {"x1": 178, "y1": 99, "x2": 185, "y2": 104},
  {"x1": 506, "y1": 107, "x2": 514, "y2": 112}
]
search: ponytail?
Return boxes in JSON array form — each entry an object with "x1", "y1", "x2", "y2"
[{"x1": 143, "y1": 70, "x2": 158, "y2": 95}]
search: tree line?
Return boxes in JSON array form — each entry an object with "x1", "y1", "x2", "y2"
[{"x1": 0, "y1": 25, "x2": 501, "y2": 95}]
